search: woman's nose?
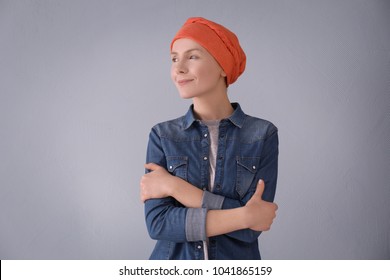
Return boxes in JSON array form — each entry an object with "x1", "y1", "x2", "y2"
[{"x1": 174, "y1": 60, "x2": 188, "y2": 74}]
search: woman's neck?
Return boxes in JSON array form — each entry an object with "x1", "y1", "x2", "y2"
[{"x1": 192, "y1": 92, "x2": 234, "y2": 121}]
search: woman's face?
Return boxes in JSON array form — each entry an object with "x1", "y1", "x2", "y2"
[{"x1": 170, "y1": 38, "x2": 226, "y2": 100}]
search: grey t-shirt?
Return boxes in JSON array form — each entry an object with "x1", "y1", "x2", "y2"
[
  {"x1": 201, "y1": 120, "x2": 220, "y2": 191},
  {"x1": 200, "y1": 120, "x2": 220, "y2": 260}
]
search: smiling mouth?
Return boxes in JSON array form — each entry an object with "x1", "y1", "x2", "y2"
[{"x1": 177, "y1": 79, "x2": 194, "y2": 86}]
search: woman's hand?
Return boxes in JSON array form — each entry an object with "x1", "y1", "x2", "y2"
[
  {"x1": 140, "y1": 163, "x2": 176, "y2": 202},
  {"x1": 244, "y1": 179, "x2": 278, "y2": 231}
]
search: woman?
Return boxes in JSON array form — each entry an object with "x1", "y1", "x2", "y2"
[{"x1": 140, "y1": 17, "x2": 278, "y2": 260}]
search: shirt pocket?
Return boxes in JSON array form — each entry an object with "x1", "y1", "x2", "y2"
[
  {"x1": 166, "y1": 156, "x2": 188, "y2": 181},
  {"x1": 236, "y1": 156, "x2": 260, "y2": 199}
]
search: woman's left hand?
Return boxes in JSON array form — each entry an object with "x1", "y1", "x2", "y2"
[{"x1": 140, "y1": 163, "x2": 176, "y2": 202}]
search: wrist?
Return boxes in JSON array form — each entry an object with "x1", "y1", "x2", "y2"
[
  {"x1": 240, "y1": 206, "x2": 251, "y2": 229},
  {"x1": 166, "y1": 175, "x2": 179, "y2": 197}
]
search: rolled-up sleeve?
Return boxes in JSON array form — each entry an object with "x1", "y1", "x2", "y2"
[
  {"x1": 185, "y1": 208, "x2": 208, "y2": 241},
  {"x1": 185, "y1": 190, "x2": 225, "y2": 241},
  {"x1": 202, "y1": 191, "x2": 225, "y2": 209}
]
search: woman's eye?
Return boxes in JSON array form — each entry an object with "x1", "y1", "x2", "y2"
[
  {"x1": 171, "y1": 57, "x2": 178, "y2": 62},
  {"x1": 189, "y1": 55, "x2": 198, "y2": 59}
]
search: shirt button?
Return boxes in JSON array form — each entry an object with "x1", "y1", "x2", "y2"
[
  {"x1": 252, "y1": 166, "x2": 256, "y2": 170},
  {"x1": 169, "y1": 165, "x2": 173, "y2": 170},
  {"x1": 204, "y1": 133, "x2": 208, "y2": 138},
  {"x1": 203, "y1": 156, "x2": 208, "y2": 161},
  {"x1": 197, "y1": 245, "x2": 202, "y2": 249}
]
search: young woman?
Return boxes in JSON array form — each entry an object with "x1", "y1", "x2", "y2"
[{"x1": 140, "y1": 17, "x2": 279, "y2": 260}]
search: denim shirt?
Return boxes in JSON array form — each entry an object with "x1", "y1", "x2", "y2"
[{"x1": 144, "y1": 103, "x2": 278, "y2": 260}]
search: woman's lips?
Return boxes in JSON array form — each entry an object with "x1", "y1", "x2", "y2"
[{"x1": 177, "y1": 79, "x2": 194, "y2": 86}]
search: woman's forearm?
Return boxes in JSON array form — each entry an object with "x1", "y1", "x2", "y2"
[
  {"x1": 169, "y1": 177, "x2": 203, "y2": 208},
  {"x1": 207, "y1": 180, "x2": 277, "y2": 236},
  {"x1": 141, "y1": 163, "x2": 204, "y2": 207},
  {"x1": 170, "y1": 181, "x2": 249, "y2": 237},
  {"x1": 142, "y1": 164, "x2": 277, "y2": 237},
  {"x1": 206, "y1": 207, "x2": 248, "y2": 237}
]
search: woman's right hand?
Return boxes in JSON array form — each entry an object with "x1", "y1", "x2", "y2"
[{"x1": 140, "y1": 163, "x2": 176, "y2": 202}]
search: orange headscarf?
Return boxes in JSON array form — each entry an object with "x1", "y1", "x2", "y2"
[{"x1": 171, "y1": 17, "x2": 246, "y2": 85}]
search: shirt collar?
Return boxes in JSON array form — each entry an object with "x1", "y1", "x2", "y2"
[
  {"x1": 182, "y1": 102, "x2": 246, "y2": 130},
  {"x1": 227, "y1": 103, "x2": 246, "y2": 128}
]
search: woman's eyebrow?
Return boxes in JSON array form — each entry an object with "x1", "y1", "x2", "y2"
[{"x1": 171, "y1": 48, "x2": 203, "y2": 55}]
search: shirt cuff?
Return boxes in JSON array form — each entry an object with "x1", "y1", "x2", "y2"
[
  {"x1": 202, "y1": 191, "x2": 225, "y2": 209},
  {"x1": 185, "y1": 208, "x2": 207, "y2": 242}
]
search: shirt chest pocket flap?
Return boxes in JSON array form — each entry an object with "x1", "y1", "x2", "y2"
[
  {"x1": 166, "y1": 156, "x2": 188, "y2": 181},
  {"x1": 236, "y1": 156, "x2": 260, "y2": 199}
]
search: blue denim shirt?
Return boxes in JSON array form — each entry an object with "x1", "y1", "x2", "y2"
[{"x1": 144, "y1": 103, "x2": 278, "y2": 260}]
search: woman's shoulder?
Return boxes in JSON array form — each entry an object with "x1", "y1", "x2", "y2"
[
  {"x1": 150, "y1": 115, "x2": 188, "y2": 136},
  {"x1": 243, "y1": 114, "x2": 278, "y2": 139}
]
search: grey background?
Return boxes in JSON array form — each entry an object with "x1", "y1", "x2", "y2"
[{"x1": 0, "y1": 0, "x2": 389, "y2": 260}]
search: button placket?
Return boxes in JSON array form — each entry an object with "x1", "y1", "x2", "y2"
[{"x1": 200, "y1": 125, "x2": 210, "y2": 191}]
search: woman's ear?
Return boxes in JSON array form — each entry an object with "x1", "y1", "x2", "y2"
[{"x1": 221, "y1": 71, "x2": 228, "y2": 87}]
